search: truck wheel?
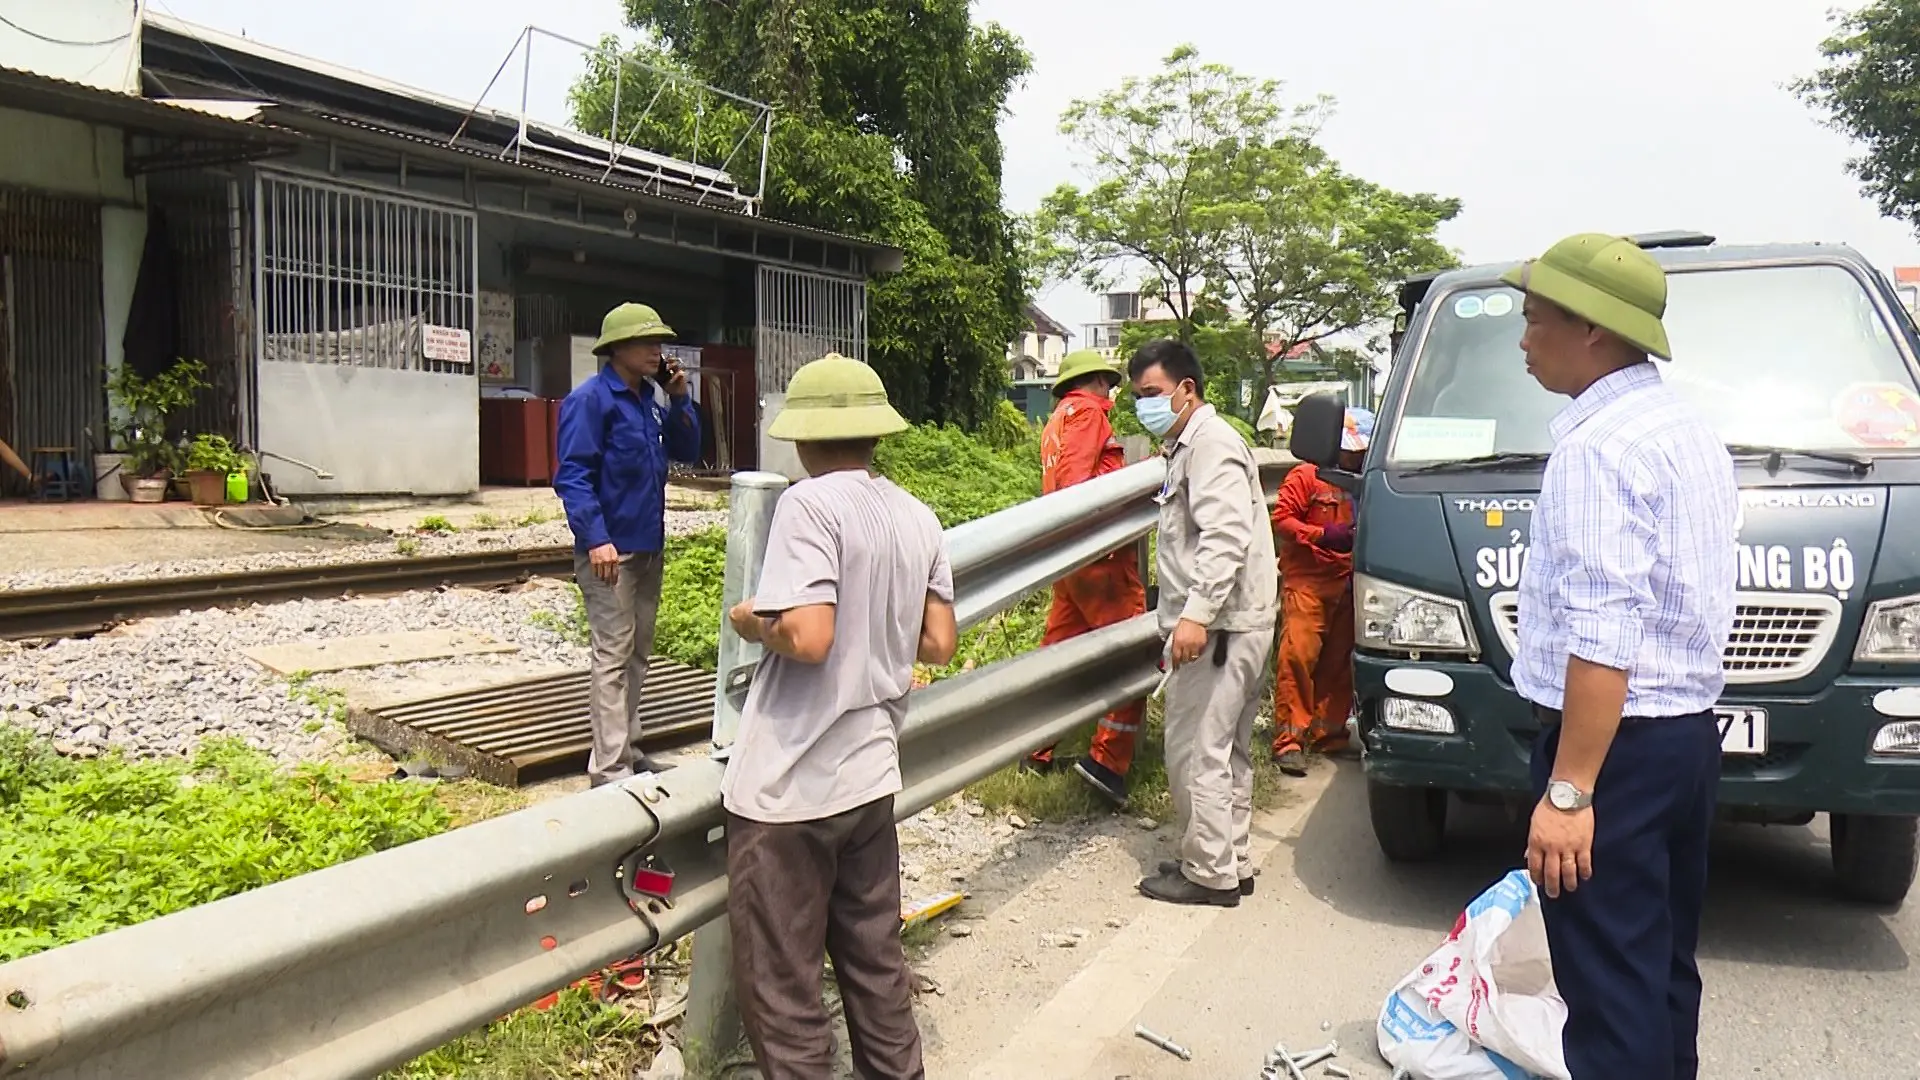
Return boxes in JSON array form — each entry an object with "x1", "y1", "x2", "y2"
[
  {"x1": 1368, "y1": 778, "x2": 1449, "y2": 862},
  {"x1": 1830, "y1": 813, "x2": 1919, "y2": 906}
]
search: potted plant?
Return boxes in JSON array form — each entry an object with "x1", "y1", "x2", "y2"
[
  {"x1": 105, "y1": 359, "x2": 207, "y2": 503},
  {"x1": 184, "y1": 434, "x2": 246, "y2": 506}
]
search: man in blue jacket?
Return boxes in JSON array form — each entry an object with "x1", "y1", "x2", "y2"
[{"x1": 555, "y1": 302, "x2": 703, "y2": 786}]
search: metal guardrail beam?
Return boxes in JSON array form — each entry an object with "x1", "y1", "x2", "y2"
[
  {"x1": 0, "y1": 447, "x2": 1296, "y2": 1079},
  {"x1": 950, "y1": 449, "x2": 1297, "y2": 631},
  {"x1": 0, "y1": 619, "x2": 1161, "y2": 1079}
]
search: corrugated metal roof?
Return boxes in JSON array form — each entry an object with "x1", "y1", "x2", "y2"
[
  {"x1": 138, "y1": 11, "x2": 902, "y2": 269},
  {"x1": 265, "y1": 106, "x2": 904, "y2": 270},
  {"x1": 0, "y1": 64, "x2": 299, "y2": 148}
]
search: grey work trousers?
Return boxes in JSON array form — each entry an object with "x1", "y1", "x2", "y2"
[
  {"x1": 727, "y1": 796, "x2": 925, "y2": 1080},
  {"x1": 573, "y1": 549, "x2": 664, "y2": 786},
  {"x1": 1163, "y1": 627, "x2": 1276, "y2": 891}
]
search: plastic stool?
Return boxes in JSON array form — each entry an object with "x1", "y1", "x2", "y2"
[{"x1": 29, "y1": 447, "x2": 84, "y2": 502}]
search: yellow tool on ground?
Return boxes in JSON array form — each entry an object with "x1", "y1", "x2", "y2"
[{"x1": 900, "y1": 890, "x2": 966, "y2": 929}]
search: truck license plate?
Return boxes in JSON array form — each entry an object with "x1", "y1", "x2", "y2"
[{"x1": 1715, "y1": 707, "x2": 1768, "y2": 755}]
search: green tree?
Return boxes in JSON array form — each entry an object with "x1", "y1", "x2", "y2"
[
  {"x1": 1034, "y1": 45, "x2": 1327, "y2": 340},
  {"x1": 1037, "y1": 46, "x2": 1456, "y2": 406},
  {"x1": 1794, "y1": 1, "x2": 1920, "y2": 229},
  {"x1": 1206, "y1": 139, "x2": 1458, "y2": 408},
  {"x1": 569, "y1": 1, "x2": 1031, "y2": 426}
]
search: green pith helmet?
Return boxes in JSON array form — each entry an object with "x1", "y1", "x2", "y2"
[
  {"x1": 765, "y1": 353, "x2": 910, "y2": 442},
  {"x1": 1051, "y1": 349, "x2": 1124, "y2": 397},
  {"x1": 592, "y1": 303, "x2": 675, "y2": 355},
  {"x1": 1499, "y1": 234, "x2": 1671, "y2": 360}
]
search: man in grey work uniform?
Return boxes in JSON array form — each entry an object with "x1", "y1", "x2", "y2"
[
  {"x1": 1505, "y1": 233, "x2": 1738, "y2": 1079},
  {"x1": 553, "y1": 302, "x2": 703, "y2": 786},
  {"x1": 1128, "y1": 338, "x2": 1279, "y2": 907}
]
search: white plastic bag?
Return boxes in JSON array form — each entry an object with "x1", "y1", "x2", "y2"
[{"x1": 1376, "y1": 869, "x2": 1570, "y2": 1080}]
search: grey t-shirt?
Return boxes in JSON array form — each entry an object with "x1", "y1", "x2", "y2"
[{"x1": 720, "y1": 470, "x2": 953, "y2": 824}]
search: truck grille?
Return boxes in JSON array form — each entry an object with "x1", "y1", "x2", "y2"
[{"x1": 1488, "y1": 591, "x2": 1843, "y2": 684}]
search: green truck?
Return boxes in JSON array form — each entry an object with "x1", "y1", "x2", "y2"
[{"x1": 1290, "y1": 232, "x2": 1920, "y2": 904}]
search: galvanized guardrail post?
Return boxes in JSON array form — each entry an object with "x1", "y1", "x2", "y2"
[
  {"x1": 690, "y1": 471, "x2": 787, "y2": 1066},
  {"x1": 710, "y1": 471, "x2": 789, "y2": 750}
]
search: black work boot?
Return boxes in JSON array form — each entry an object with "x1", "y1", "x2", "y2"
[
  {"x1": 1072, "y1": 758, "x2": 1128, "y2": 807},
  {"x1": 1139, "y1": 869, "x2": 1240, "y2": 908},
  {"x1": 1158, "y1": 860, "x2": 1255, "y2": 896},
  {"x1": 1273, "y1": 749, "x2": 1308, "y2": 777}
]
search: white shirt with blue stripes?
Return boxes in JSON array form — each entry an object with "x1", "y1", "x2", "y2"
[{"x1": 1512, "y1": 362, "x2": 1740, "y2": 718}]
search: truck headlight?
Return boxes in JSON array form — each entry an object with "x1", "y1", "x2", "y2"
[
  {"x1": 1855, "y1": 595, "x2": 1920, "y2": 662},
  {"x1": 1356, "y1": 573, "x2": 1478, "y2": 655}
]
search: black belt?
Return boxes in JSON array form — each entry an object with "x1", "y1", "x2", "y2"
[{"x1": 1531, "y1": 704, "x2": 1713, "y2": 728}]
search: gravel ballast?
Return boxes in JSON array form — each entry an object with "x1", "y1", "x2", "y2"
[
  {"x1": 0, "y1": 509, "x2": 727, "y2": 592},
  {"x1": 0, "y1": 580, "x2": 588, "y2": 764}
]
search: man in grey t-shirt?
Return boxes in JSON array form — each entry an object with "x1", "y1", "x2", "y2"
[{"x1": 721, "y1": 354, "x2": 958, "y2": 1080}]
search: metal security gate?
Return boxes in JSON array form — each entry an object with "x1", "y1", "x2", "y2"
[
  {"x1": 250, "y1": 171, "x2": 480, "y2": 495},
  {"x1": 753, "y1": 264, "x2": 867, "y2": 395},
  {"x1": 0, "y1": 190, "x2": 104, "y2": 494},
  {"x1": 253, "y1": 172, "x2": 477, "y2": 372}
]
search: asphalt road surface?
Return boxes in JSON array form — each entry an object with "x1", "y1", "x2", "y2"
[{"x1": 920, "y1": 760, "x2": 1920, "y2": 1079}]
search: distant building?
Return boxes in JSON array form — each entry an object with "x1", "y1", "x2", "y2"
[
  {"x1": 1082, "y1": 288, "x2": 1186, "y2": 359},
  {"x1": 1008, "y1": 303, "x2": 1072, "y2": 380}
]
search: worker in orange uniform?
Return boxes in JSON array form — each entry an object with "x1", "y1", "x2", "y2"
[
  {"x1": 1269, "y1": 407, "x2": 1371, "y2": 777},
  {"x1": 1025, "y1": 350, "x2": 1149, "y2": 806}
]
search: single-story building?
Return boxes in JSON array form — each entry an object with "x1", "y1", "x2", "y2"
[
  {"x1": 138, "y1": 13, "x2": 901, "y2": 493},
  {"x1": 2, "y1": 4, "x2": 901, "y2": 498},
  {"x1": 0, "y1": 58, "x2": 299, "y2": 498}
]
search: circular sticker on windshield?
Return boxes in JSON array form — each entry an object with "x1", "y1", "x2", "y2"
[
  {"x1": 1453, "y1": 296, "x2": 1484, "y2": 319},
  {"x1": 1833, "y1": 382, "x2": 1920, "y2": 448},
  {"x1": 1483, "y1": 294, "x2": 1514, "y2": 317}
]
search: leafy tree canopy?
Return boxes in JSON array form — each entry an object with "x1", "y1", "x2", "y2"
[
  {"x1": 1794, "y1": 1, "x2": 1920, "y2": 229},
  {"x1": 570, "y1": 0, "x2": 1031, "y2": 425},
  {"x1": 1036, "y1": 45, "x2": 1458, "y2": 405}
]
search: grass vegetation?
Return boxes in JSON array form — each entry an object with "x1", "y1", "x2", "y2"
[
  {"x1": 385, "y1": 987, "x2": 655, "y2": 1080},
  {"x1": 0, "y1": 730, "x2": 449, "y2": 963}
]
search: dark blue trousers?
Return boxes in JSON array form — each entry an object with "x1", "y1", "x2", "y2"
[{"x1": 1529, "y1": 712, "x2": 1720, "y2": 1080}]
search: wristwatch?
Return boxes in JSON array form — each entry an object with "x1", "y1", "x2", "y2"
[{"x1": 1546, "y1": 779, "x2": 1592, "y2": 812}]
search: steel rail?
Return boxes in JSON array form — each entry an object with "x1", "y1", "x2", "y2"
[
  {"x1": 0, "y1": 547, "x2": 577, "y2": 641},
  {"x1": 0, "y1": 448, "x2": 1298, "y2": 1078}
]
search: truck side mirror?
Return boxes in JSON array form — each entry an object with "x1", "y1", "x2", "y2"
[{"x1": 1287, "y1": 392, "x2": 1344, "y2": 468}]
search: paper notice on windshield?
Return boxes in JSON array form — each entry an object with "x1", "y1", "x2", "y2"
[{"x1": 1395, "y1": 417, "x2": 1498, "y2": 461}]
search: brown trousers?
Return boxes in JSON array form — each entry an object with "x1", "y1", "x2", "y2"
[{"x1": 727, "y1": 795, "x2": 924, "y2": 1079}]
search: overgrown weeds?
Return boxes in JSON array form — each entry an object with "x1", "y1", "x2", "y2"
[{"x1": 0, "y1": 730, "x2": 449, "y2": 963}]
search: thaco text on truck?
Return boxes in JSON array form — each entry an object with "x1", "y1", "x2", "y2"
[{"x1": 1289, "y1": 231, "x2": 1920, "y2": 904}]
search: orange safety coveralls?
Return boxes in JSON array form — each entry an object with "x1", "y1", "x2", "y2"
[
  {"x1": 1271, "y1": 462, "x2": 1356, "y2": 757},
  {"x1": 1028, "y1": 387, "x2": 1148, "y2": 775}
]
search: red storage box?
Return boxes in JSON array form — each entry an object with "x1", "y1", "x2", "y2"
[{"x1": 479, "y1": 398, "x2": 553, "y2": 485}]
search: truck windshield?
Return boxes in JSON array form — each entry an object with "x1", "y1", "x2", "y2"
[{"x1": 1387, "y1": 263, "x2": 1920, "y2": 464}]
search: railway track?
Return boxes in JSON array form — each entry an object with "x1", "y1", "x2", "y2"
[{"x1": 0, "y1": 547, "x2": 577, "y2": 641}]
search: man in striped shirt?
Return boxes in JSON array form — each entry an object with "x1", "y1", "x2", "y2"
[{"x1": 1503, "y1": 234, "x2": 1738, "y2": 1080}]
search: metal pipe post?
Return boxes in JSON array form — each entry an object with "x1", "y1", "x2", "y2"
[
  {"x1": 689, "y1": 471, "x2": 784, "y2": 1068},
  {"x1": 684, "y1": 918, "x2": 741, "y2": 1070},
  {"x1": 711, "y1": 470, "x2": 789, "y2": 750}
]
